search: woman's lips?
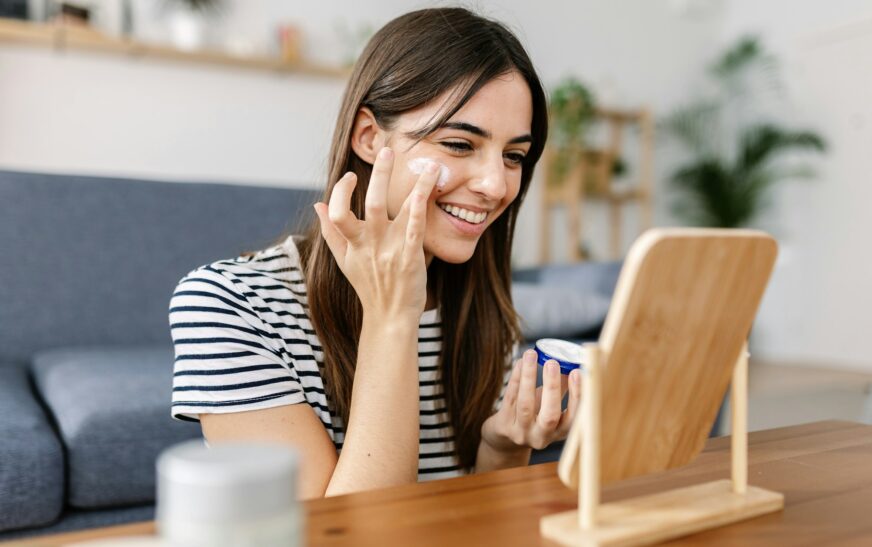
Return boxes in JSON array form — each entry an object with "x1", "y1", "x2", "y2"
[{"x1": 437, "y1": 205, "x2": 488, "y2": 236}]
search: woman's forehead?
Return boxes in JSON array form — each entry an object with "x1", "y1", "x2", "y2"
[{"x1": 398, "y1": 72, "x2": 533, "y2": 141}]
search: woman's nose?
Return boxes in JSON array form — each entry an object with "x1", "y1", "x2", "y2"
[{"x1": 466, "y1": 158, "x2": 507, "y2": 202}]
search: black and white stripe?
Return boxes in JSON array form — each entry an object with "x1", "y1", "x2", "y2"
[{"x1": 170, "y1": 235, "x2": 490, "y2": 481}]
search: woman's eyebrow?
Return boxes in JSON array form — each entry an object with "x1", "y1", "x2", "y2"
[{"x1": 440, "y1": 121, "x2": 532, "y2": 145}]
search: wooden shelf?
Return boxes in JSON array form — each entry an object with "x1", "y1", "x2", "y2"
[
  {"x1": 540, "y1": 107, "x2": 655, "y2": 263},
  {"x1": 0, "y1": 17, "x2": 350, "y2": 78}
]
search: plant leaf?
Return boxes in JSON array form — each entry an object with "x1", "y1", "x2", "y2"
[{"x1": 737, "y1": 124, "x2": 827, "y2": 174}]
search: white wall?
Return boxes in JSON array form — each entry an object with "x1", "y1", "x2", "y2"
[
  {"x1": 719, "y1": 1, "x2": 872, "y2": 371},
  {"x1": 0, "y1": 47, "x2": 345, "y2": 187}
]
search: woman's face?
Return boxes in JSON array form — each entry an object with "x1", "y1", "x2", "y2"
[{"x1": 381, "y1": 71, "x2": 533, "y2": 265}]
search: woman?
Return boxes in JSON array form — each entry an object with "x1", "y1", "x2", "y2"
[{"x1": 169, "y1": 7, "x2": 581, "y2": 499}]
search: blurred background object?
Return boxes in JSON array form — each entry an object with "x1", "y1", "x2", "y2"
[
  {"x1": 661, "y1": 35, "x2": 827, "y2": 228},
  {"x1": 51, "y1": 2, "x2": 91, "y2": 26},
  {"x1": 275, "y1": 21, "x2": 300, "y2": 62},
  {"x1": 0, "y1": 0, "x2": 27, "y2": 19},
  {"x1": 162, "y1": 0, "x2": 223, "y2": 51},
  {"x1": 333, "y1": 17, "x2": 373, "y2": 67}
]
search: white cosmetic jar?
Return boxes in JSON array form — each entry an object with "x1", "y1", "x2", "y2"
[{"x1": 156, "y1": 440, "x2": 301, "y2": 547}]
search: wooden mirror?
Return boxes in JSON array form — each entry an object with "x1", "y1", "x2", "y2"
[{"x1": 543, "y1": 228, "x2": 784, "y2": 546}]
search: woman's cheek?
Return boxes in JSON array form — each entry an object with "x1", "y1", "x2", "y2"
[{"x1": 406, "y1": 157, "x2": 452, "y2": 191}]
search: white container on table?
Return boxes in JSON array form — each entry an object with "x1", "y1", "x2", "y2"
[{"x1": 156, "y1": 440, "x2": 301, "y2": 547}]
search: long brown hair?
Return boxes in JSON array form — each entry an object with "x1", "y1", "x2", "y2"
[{"x1": 297, "y1": 7, "x2": 548, "y2": 470}]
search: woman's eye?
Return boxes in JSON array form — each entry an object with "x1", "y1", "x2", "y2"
[
  {"x1": 440, "y1": 141, "x2": 472, "y2": 153},
  {"x1": 505, "y1": 152, "x2": 526, "y2": 166},
  {"x1": 440, "y1": 141, "x2": 525, "y2": 166}
]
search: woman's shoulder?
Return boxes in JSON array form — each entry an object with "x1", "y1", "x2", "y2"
[
  {"x1": 171, "y1": 235, "x2": 310, "y2": 312},
  {"x1": 179, "y1": 235, "x2": 303, "y2": 284}
]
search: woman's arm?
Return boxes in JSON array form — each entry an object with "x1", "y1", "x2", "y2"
[
  {"x1": 200, "y1": 315, "x2": 420, "y2": 498},
  {"x1": 189, "y1": 148, "x2": 439, "y2": 498},
  {"x1": 325, "y1": 316, "x2": 421, "y2": 495},
  {"x1": 314, "y1": 147, "x2": 440, "y2": 494},
  {"x1": 201, "y1": 404, "x2": 338, "y2": 500}
]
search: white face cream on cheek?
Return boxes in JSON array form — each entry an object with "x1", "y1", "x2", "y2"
[{"x1": 406, "y1": 157, "x2": 451, "y2": 190}]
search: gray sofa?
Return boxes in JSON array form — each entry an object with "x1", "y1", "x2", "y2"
[
  {"x1": 0, "y1": 169, "x2": 620, "y2": 539},
  {"x1": 0, "y1": 170, "x2": 319, "y2": 539}
]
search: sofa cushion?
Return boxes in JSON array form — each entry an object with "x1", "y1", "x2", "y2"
[
  {"x1": 31, "y1": 347, "x2": 201, "y2": 509},
  {"x1": 513, "y1": 261, "x2": 623, "y2": 298},
  {"x1": 512, "y1": 283, "x2": 611, "y2": 340},
  {"x1": 0, "y1": 363, "x2": 64, "y2": 532}
]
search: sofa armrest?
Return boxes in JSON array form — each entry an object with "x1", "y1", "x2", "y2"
[{"x1": 0, "y1": 363, "x2": 64, "y2": 532}]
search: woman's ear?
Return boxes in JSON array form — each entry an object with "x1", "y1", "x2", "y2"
[{"x1": 350, "y1": 107, "x2": 386, "y2": 165}]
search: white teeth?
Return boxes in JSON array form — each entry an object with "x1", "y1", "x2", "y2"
[{"x1": 439, "y1": 204, "x2": 487, "y2": 224}]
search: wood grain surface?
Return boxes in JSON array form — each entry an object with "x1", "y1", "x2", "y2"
[
  {"x1": 7, "y1": 420, "x2": 872, "y2": 546},
  {"x1": 592, "y1": 229, "x2": 778, "y2": 484}
]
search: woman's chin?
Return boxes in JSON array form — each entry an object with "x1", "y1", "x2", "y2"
[{"x1": 427, "y1": 242, "x2": 478, "y2": 265}]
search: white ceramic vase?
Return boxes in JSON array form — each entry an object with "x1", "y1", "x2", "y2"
[{"x1": 168, "y1": 8, "x2": 207, "y2": 51}]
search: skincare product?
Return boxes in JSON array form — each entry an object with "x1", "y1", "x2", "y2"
[
  {"x1": 157, "y1": 440, "x2": 301, "y2": 547},
  {"x1": 407, "y1": 157, "x2": 450, "y2": 189},
  {"x1": 534, "y1": 338, "x2": 585, "y2": 375}
]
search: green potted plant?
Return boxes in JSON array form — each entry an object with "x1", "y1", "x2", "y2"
[
  {"x1": 662, "y1": 36, "x2": 826, "y2": 227},
  {"x1": 548, "y1": 77, "x2": 627, "y2": 190},
  {"x1": 548, "y1": 77, "x2": 596, "y2": 186}
]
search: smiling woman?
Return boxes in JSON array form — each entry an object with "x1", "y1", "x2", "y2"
[{"x1": 168, "y1": 7, "x2": 581, "y2": 500}]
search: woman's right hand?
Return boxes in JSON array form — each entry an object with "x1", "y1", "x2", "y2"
[{"x1": 313, "y1": 147, "x2": 441, "y2": 321}]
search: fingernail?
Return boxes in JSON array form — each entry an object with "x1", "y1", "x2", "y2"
[
  {"x1": 425, "y1": 161, "x2": 439, "y2": 174},
  {"x1": 379, "y1": 147, "x2": 393, "y2": 160}
]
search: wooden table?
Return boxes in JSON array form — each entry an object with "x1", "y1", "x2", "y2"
[{"x1": 9, "y1": 420, "x2": 872, "y2": 546}]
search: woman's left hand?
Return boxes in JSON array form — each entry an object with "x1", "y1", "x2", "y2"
[{"x1": 480, "y1": 349, "x2": 581, "y2": 453}]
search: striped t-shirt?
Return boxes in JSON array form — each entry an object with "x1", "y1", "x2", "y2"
[{"x1": 169, "y1": 235, "x2": 505, "y2": 481}]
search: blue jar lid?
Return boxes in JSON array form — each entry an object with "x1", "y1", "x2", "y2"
[{"x1": 534, "y1": 338, "x2": 585, "y2": 375}]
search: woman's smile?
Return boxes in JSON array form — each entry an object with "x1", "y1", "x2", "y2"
[{"x1": 435, "y1": 201, "x2": 490, "y2": 236}]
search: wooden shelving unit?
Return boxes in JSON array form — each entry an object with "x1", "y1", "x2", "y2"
[
  {"x1": 0, "y1": 17, "x2": 350, "y2": 78},
  {"x1": 539, "y1": 107, "x2": 654, "y2": 263}
]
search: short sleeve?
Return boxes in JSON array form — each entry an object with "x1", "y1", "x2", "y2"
[{"x1": 168, "y1": 265, "x2": 306, "y2": 422}]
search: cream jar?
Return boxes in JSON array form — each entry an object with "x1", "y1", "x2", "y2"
[{"x1": 156, "y1": 440, "x2": 301, "y2": 547}]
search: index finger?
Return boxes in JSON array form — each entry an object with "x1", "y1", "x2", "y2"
[
  {"x1": 401, "y1": 162, "x2": 440, "y2": 247},
  {"x1": 394, "y1": 159, "x2": 440, "y2": 230},
  {"x1": 537, "y1": 360, "x2": 563, "y2": 431}
]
